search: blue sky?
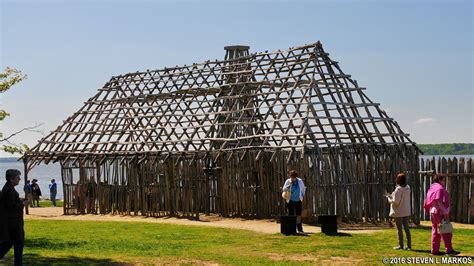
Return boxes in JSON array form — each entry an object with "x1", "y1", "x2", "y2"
[{"x1": 0, "y1": 0, "x2": 472, "y2": 156}]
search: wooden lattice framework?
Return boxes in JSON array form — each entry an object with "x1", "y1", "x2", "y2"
[{"x1": 23, "y1": 41, "x2": 420, "y2": 222}]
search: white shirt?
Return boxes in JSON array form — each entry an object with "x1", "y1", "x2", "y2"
[{"x1": 282, "y1": 177, "x2": 306, "y2": 203}]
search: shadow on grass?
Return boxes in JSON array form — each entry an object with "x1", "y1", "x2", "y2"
[
  {"x1": 322, "y1": 232, "x2": 352, "y2": 237},
  {"x1": 2, "y1": 253, "x2": 129, "y2": 265},
  {"x1": 1, "y1": 238, "x2": 129, "y2": 265},
  {"x1": 410, "y1": 249, "x2": 432, "y2": 254},
  {"x1": 295, "y1": 232, "x2": 311, "y2": 237},
  {"x1": 25, "y1": 238, "x2": 88, "y2": 249},
  {"x1": 281, "y1": 232, "x2": 352, "y2": 237},
  {"x1": 412, "y1": 224, "x2": 433, "y2": 231},
  {"x1": 280, "y1": 232, "x2": 313, "y2": 237}
]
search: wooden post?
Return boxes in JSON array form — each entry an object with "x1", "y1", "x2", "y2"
[
  {"x1": 23, "y1": 159, "x2": 29, "y2": 215},
  {"x1": 469, "y1": 159, "x2": 474, "y2": 224}
]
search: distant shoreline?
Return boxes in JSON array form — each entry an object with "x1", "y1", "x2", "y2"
[{"x1": 417, "y1": 143, "x2": 474, "y2": 155}]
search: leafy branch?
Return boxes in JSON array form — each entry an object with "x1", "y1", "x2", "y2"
[
  {"x1": 1, "y1": 67, "x2": 34, "y2": 154},
  {"x1": 0, "y1": 67, "x2": 27, "y2": 92}
]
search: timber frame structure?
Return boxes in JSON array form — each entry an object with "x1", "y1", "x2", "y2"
[{"x1": 23, "y1": 41, "x2": 421, "y2": 222}]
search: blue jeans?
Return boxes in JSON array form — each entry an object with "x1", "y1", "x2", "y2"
[{"x1": 51, "y1": 193, "x2": 57, "y2": 206}]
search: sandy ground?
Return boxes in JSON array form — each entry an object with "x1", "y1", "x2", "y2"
[
  {"x1": 26, "y1": 207, "x2": 474, "y2": 234},
  {"x1": 23, "y1": 207, "x2": 395, "y2": 234}
]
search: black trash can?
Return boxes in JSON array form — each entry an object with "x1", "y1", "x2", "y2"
[
  {"x1": 318, "y1": 215, "x2": 339, "y2": 234},
  {"x1": 280, "y1": 215, "x2": 297, "y2": 235}
]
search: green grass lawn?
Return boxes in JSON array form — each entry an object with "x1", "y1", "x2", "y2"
[
  {"x1": 2, "y1": 220, "x2": 473, "y2": 265},
  {"x1": 32, "y1": 200, "x2": 64, "y2": 208}
]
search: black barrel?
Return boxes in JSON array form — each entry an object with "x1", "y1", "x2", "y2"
[
  {"x1": 280, "y1": 215, "x2": 297, "y2": 235},
  {"x1": 318, "y1": 215, "x2": 339, "y2": 234}
]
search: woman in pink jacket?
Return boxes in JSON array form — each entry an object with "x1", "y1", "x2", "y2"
[{"x1": 423, "y1": 175, "x2": 459, "y2": 255}]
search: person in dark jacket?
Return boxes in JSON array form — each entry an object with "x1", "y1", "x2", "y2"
[
  {"x1": 0, "y1": 190, "x2": 9, "y2": 245},
  {"x1": 0, "y1": 169, "x2": 29, "y2": 266},
  {"x1": 31, "y1": 179, "x2": 41, "y2": 207}
]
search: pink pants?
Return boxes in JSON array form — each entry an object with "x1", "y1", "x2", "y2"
[{"x1": 431, "y1": 212, "x2": 453, "y2": 254}]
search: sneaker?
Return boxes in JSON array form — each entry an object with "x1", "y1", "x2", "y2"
[
  {"x1": 298, "y1": 231, "x2": 305, "y2": 234},
  {"x1": 404, "y1": 247, "x2": 411, "y2": 251},
  {"x1": 446, "y1": 250, "x2": 460, "y2": 256},
  {"x1": 393, "y1": 246, "x2": 403, "y2": 250}
]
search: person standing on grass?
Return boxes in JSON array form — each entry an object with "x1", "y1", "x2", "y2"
[
  {"x1": 31, "y1": 179, "x2": 41, "y2": 207},
  {"x1": 282, "y1": 170, "x2": 306, "y2": 233},
  {"x1": 23, "y1": 180, "x2": 33, "y2": 208},
  {"x1": 386, "y1": 173, "x2": 412, "y2": 251},
  {"x1": 424, "y1": 174, "x2": 459, "y2": 256},
  {"x1": 0, "y1": 169, "x2": 29, "y2": 266},
  {"x1": 49, "y1": 179, "x2": 57, "y2": 207}
]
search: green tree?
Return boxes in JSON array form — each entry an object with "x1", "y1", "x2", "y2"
[{"x1": 0, "y1": 67, "x2": 31, "y2": 154}]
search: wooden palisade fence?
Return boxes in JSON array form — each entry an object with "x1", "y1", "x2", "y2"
[
  {"x1": 418, "y1": 157, "x2": 474, "y2": 224},
  {"x1": 55, "y1": 145, "x2": 419, "y2": 223}
]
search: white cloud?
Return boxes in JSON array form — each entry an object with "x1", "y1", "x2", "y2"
[{"x1": 414, "y1": 118, "x2": 436, "y2": 125}]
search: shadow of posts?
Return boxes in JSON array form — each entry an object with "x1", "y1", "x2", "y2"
[
  {"x1": 1, "y1": 238, "x2": 130, "y2": 265},
  {"x1": 2, "y1": 253, "x2": 130, "y2": 265}
]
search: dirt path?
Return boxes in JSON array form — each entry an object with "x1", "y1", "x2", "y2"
[
  {"x1": 24, "y1": 207, "x2": 383, "y2": 234},
  {"x1": 25, "y1": 207, "x2": 474, "y2": 234}
]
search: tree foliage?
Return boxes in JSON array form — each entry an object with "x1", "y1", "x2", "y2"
[
  {"x1": 0, "y1": 67, "x2": 27, "y2": 92},
  {"x1": 418, "y1": 143, "x2": 474, "y2": 155},
  {"x1": 0, "y1": 67, "x2": 29, "y2": 154}
]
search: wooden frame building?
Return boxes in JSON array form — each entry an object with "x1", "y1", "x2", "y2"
[{"x1": 23, "y1": 41, "x2": 420, "y2": 222}]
